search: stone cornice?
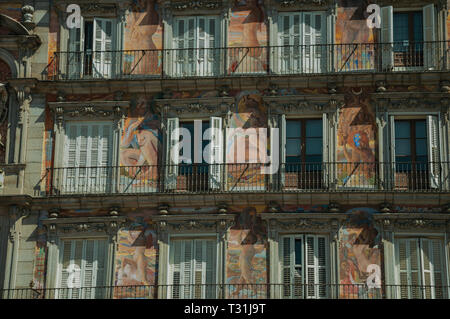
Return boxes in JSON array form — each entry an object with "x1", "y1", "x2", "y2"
[
  {"x1": 264, "y1": 93, "x2": 345, "y2": 114},
  {"x1": 152, "y1": 213, "x2": 235, "y2": 233},
  {"x1": 373, "y1": 213, "x2": 450, "y2": 231},
  {"x1": 156, "y1": 96, "x2": 234, "y2": 118},
  {"x1": 54, "y1": 0, "x2": 132, "y2": 18},
  {"x1": 48, "y1": 100, "x2": 129, "y2": 127}
]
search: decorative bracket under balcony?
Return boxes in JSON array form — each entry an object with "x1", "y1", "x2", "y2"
[
  {"x1": 48, "y1": 100, "x2": 130, "y2": 128},
  {"x1": 264, "y1": 93, "x2": 345, "y2": 115},
  {"x1": 156, "y1": 96, "x2": 234, "y2": 119}
]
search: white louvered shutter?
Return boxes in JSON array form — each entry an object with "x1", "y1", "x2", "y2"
[
  {"x1": 427, "y1": 115, "x2": 440, "y2": 188},
  {"x1": 68, "y1": 17, "x2": 84, "y2": 79},
  {"x1": 209, "y1": 116, "x2": 223, "y2": 189},
  {"x1": 281, "y1": 236, "x2": 303, "y2": 298},
  {"x1": 198, "y1": 17, "x2": 219, "y2": 76},
  {"x1": 170, "y1": 239, "x2": 216, "y2": 299},
  {"x1": 307, "y1": 12, "x2": 326, "y2": 73},
  {"x1": 305, "y1": 235, "x2": 327, "y2": 298},
  {"x1": 165, "y1": 118, "x2": 179, "y2": 190},
  {"x1": 64, "y1": 122, "x2": 112, "y2": 193},
  {"x1": 92, "y1": 18, "x2": 113, "y2": 78},
  {"x1": 423, "y1": 4, "x2": 436, "y2": 70},
  {"x1": 381, "y1": 6, "x2": 394, "y2": 71},
  {"x1": 397, "y1": 238, "x2": 421, "y2": 298},
  {"x1": 279, "y1": 13, "x2": 302, "y2": 73},
  {"x1": 58, "y1": 239, "x2": 107, "y2": 299},
  {"x1": 174, "y1": 17, "x2": 196, "y2": 76}
]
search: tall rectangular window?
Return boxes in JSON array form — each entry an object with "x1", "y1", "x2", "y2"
[
  {"x1": 169, "y1": 239, "x2": 217, "y2": 299},
  {"x1": 281, "y1": 235, "x2": 328, "y2": 299},
  {"x1": 57, "y1": 239, "x2": 108, "y2": 299},
  {"x1": 393, "y1": 12, "x2": 423, "y2": 67},
  {"x1": 396, "y1": 238, "x2": 446, "y2": 299},
  {"x1": 278, "y1": 12, "x2": 326, "y2": 74},
  {"x1": 63, "y1": 122, "x2": 113, "y2": 193},
  {"x1": 173, "y1": 16, "x2": 220, "y2": 76}
]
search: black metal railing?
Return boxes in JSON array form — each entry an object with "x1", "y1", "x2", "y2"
[
  {"x1": 42, "y1": 162, "x2": 450, "y2": 196},
  {"x1": 2, "y1": 283, "x2": 449, "y2": 299},
  {"x1": 43, "y1": 41, "x2": 450, "y2": 80}
]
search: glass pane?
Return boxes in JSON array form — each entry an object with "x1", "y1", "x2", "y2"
[
  {"x1": 415, "y1": 139, "x2": 427, "y2": 156},
  {"x1": 306, "y1": 119, "x2": 322, "y2": 137},
  {"x1": 295, "y1": 239, "x2": 302, "y2": 266},
  {"x1": 305, "y1": 155, "x2": 322, "y2": 164},
  {"x1": 395, "y1": 121, "x2": 410, "y2": 138},
  {"x1": 415, "y1": 120, "x2": 426, "y2": 138},
  {"x1": 306, "y1": 137, "x2": 322, "y2": 155},
  {"x1": 287, "y1": 139, "x2": 301, "y2": 156},
  {"x1": 393, "y1": 13, "x2": 409, "y2": 43},
  {"x1": 396, "y1": 139, "x2": 411, "y2": 156},
  {"x1": 287, "y1": 121, "x2": 301, "y2": 138},
  {"x1": 413, "y1": 12, "x2": 423, "y2": 42}
]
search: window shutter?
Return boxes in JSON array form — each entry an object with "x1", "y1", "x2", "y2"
[
  {"x1": 397, "y1": 239, "x2": 421, "y2": 298},
  {"x1": 380, "y1": 6, "x2": 394, "y2": 71},
  {"x1": 171, "y1": 240, "x2": 182, "y2": 298},
  {"x1": 205, "y1": 240, "x2": 216, "y2": 298},
  {"x1": 326, "y1": 12, "x2": 334, "y2": 72},
  {"x1": 209, "y1": 116, "x2": 223, "y2": 189},
  {"x1": 305, "y1": 235, "x2": 327, "y2": 298},
  {"x1": 423, "y1": 4, "x2": 436, "y2": 70},
  {"x1": 281, "y1": 236, "x2": 296, "y2": 298},
  {"x1": 312, "y1": 13, "x2": 326, "y2": 72},
  {"x1": 427, "y1": 115, "x2": 440, "y2": 188},
  {"x1": 92, "y1": 18, "x2": 114, "y2": 78},
  {"x1": 68, "y1": 17, "x2": 84, "y2": 79},
  {"x1": 429, "y1": 240, "x2": 444, "y2": 298},
  {"x1": 303, "y1": 13, "x2": 312, "y2": 73},
  {"x1": 165, "y1": 117, "x2": 179, "y2": 190}
]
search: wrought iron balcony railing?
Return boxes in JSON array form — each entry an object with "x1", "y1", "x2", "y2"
[
  {"x1": 42, "y1": 162, "x2": 450, "y2": 196},
  {"x1": 43, "y1": 41, "x2": 450, "y2": 80},
  {"x1": 2, "y1": 283, "x2": 449, "y2": 299}
]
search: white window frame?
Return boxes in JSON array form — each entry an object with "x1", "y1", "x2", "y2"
[
  {"x1": 62, "y1": 121, "x2": 114, "y2": 194},
  {"x1": 393, "y1": 234, "x2": 449, "y2": 299},
  {"x1": 55, "y1": 237, "x2": 109, "y2": 299},
  {"x1": 388, "y1": 112, "x2": 443, "y2": 190},
  {"x1": 278, "y1": 234, "x2": 330, "y2": 299},
  {"x1": 381, "y1": 4, "x2": 437, "y2": 72},
  {"x1": 167, "y1": 235, "x2": 219, "y2": 299}
]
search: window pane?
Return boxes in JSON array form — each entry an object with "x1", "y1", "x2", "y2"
[
  {"x1": 295, "y1": 239, "x2": 302, "y2": 265},
  {"x1": 415, "y1": 139, "x2": 427, "y2": 156},
  {"x1": 306, "y1": 119, "x2": 322, "y2": 137},
  {"x1": 413, "y1": 12, "x2": 423, "y2": 42},
  {"x1": 306, "y1": 137, "x2": 322, "y2": 155},
  {"x1": 415, "y1": 120, "x2": 426, "y2": 139},
  {"x1": 287, "y1": 139, "x2": 301, "y2": 156},
  {"x1": 395, "y1": 121, "x2": 410, "y2": 138},
  {"x1": 305, "y1": 155, "x2": 322, "y2": 164},
  {"x1": 287, "y1": 121, "x2": 301, "y2": 138},
  {"x1": 393, "y1": 13, "x2": 409, "y2": 42},
  {"x1": 396, "y1": 139, "x2": 411, "y2": 156}
]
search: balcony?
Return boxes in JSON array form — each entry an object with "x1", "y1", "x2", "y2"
[
  {"x1": 2, "y1": 283, "x2": 449, "y2": 299},
  {"x1": 42, "y1": 162, "x2": 450, "y2": 196},
  {"x1": 43, "y1": 41, "x2": 450, "y2": 80}
]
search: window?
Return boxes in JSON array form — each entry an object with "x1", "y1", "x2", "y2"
[
  {"x1": 390, "y1": 115, "x2": 440, "y2": 189},
  {"x1": 165, "y1": 117, "x2": 222, "y2": 191},
  {"x1": 168, "y1": 239, "x2": 217, "y2": 299},
  {"x1": 172, "y1": 16, "x2": 220, "y2": 76},
  {"x1": 63, "y1": 122, "x2": 113, "y2": 193},
  {"x1": 68, "y1": 18, "x2": 116, "y2": 79},
  {"x1": 57, "y1": 239, "x2": 108, "y2": 299},
  {"x1": 284, "y1": 118, "x2": 323, "y2": 189},
  {"x1": 381, "y1": 4, "x2": 436, "y2": 70},
  {"x1": 281, "y1": 235, "x2": 328, "y2": 299},
  {"x1": 395, "y1": 238, "x2": 447, "y2": 299},
  {"x1": 277, "y1": 12, "x2": 326, "y2": 74}
]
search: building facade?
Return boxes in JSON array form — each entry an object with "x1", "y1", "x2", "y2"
[{"x1": 0, "y1": 0, "x2": 450, "y2": 299}]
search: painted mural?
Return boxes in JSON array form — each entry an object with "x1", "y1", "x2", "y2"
[
  {"x1": 339, "y1": 207, "x2": 382, "y2": 299},
  {"x1": 0, "y1": 59, "x2": 11, "y2": 163},
  {"x1": 120, "y1": 96, "x2": 161, "y2": 193},
  {"x1": 229, "y1": 0, "x2": 267, "y2": 74},
  {"x1": 0, "y1": 3, "x2": 21, "y2": 22},
  {"x1": 32, "y1": 212, "x2": 48, "y2": 290},
  {"x1": 124, "y1": 0, "x2": 163, "y2": 76},
  {"x1": 226, "y1": 206, "x2": 267, "y2": 298},
  {"x1": 47, "y1": 6, "x2": 59, "y2": 79},
  {"x1": 114, "y1": 216, "x2": 158, "y2": 299},
  {"x1": 336, "y1": 0, "x2": 375, "y2": 71},
  {"x1": 336, "y1": 88, "x2": 376, "y2": 188},
  {"x1": 226, "y1": 91, "x2": 267, "y2": 190}
]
